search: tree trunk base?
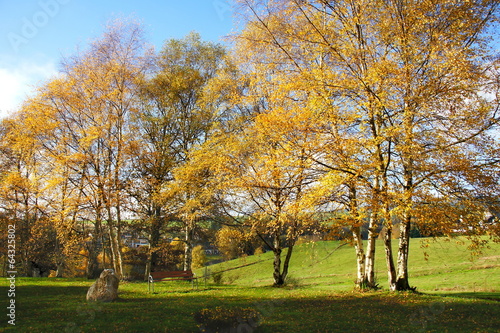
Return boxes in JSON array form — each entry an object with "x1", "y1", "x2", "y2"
[
  {"x1": 356, "y1": 279, "x2": 380, "y2": 291},
  {"x1": 393, "y1": 278, "x2": 417, "y2": 292},
  {"x1": 273, "y1": 273, "x2": 286, "y2": 287}
]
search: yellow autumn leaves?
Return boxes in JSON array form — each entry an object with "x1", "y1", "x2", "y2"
[{"x1": 1, "y1": 1, "x2": 499, "y2": 288}]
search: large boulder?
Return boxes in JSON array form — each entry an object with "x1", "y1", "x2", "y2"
[{"x1": 86, "y1": 269, "x2": 119, "y2": 302}]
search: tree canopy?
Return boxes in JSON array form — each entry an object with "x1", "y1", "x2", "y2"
[{"x1": 1, "y1": 3, "x2": 500, "y2": 290}]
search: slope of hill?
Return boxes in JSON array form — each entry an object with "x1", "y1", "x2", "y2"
[{"x1": 196, "y1": 237, "x2": 500, "y2": 293}]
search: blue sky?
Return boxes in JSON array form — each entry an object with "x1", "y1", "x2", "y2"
[{"x1": 0, "y1": 0, "x2": 236, "y2": 118}]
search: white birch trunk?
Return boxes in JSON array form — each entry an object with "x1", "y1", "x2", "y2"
[
  {"x1": 352, "y1": 226, "x2": 366, "y2": 288},
  {"x1": 364, "y1": 214, "x2": 377, "y2": 288}
]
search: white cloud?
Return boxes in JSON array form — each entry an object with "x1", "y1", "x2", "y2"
[{"x1": 0, "y1": 61, "x2": 58, "y2": 119}]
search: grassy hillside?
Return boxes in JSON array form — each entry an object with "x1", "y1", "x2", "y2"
[
  {"x1": 2, "y1": 237, "x2": 499, "y2": 332},
  {"x1": 196, "y1": 237, "x2": 500, "y2": 293}
]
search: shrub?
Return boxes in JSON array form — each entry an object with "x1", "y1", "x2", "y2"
[
  {"x1": 253, "y1": 247, "x2": 264, "y2": 256},
  {"x1": 192, "y1": 245, "x2": 207, "y2": 269},
  {"x1": 194, "y1": 306, "x2": 260, "y2": 333},
  {"x1": 121, "y1": 247, "x2": 147, "y2": 280},
  {"x1": 216, "y1": 227, "x2": 246, "y2": 260},
  {"x1": 154, "y1": 240, "x2": 184, "y2": 270},
  {"x1": 122, "y1": 263, "x2": 145, "y2": 281}
]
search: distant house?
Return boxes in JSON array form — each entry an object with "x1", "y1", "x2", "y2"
[
  {"x1": 204, "y1": 245, "x2": 220, "y2": 255},
  {"x1": 484, "y1": 205, "x2": 500, "y2": 225},
  {"x1": 122, "y1": 233, "x2": 150, "y2": 248},
  {"x1": 451, "y1": 203, "x2": 500, "y2": 235}
]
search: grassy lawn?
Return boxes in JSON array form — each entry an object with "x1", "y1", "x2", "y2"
[
  {"x1": 2, "y1": 279, "x2": 500, "y2": 332},
  {"x1": 200, "y1": 237, "x2": 500, "y2": 293},
  {"x1": 1, "y1": 237, "x2": 499, "y2": 332}
]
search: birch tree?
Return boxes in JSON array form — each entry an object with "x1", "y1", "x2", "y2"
[
  {"x1": 195, "y1": 94, "x2": 321, "y2": 286},
  {"x1": 58, "y1": 20, "x2": 149, "y2": 279},
  {"x1": 144, "y1": 32, "x2": 234, "y2": 271},
  {"x1": 0, "y1": 113, "x2": 46, "y2": 276},
  {"x1": 234, "y1": 0, "x2": 500, "y2": 290},
  {"x1": 12, "y1": 20, "x2": 151, "y2": 279}
]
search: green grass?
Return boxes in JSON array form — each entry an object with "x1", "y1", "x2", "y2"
[
  {"x1": 1, "y1": 279, "x2": 499, "y2": 332},
  {"x1": 1, "y1": 237, "x2": 499, "y2": 332},
  {"x1": 199, "y1": 237, "x2": 500, "y2": 293}
]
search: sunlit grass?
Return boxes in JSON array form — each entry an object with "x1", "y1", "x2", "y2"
[
  {"x1": 1, "y1": 278, "x2": 499, "y2": 332},
  {"x1": 2, "y1": 237, "x2": 499, "y2": 332},
  {"x1": 200, "y1": 237, "x2": 500, "y2": 293}
]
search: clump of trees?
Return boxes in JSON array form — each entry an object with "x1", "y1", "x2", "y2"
[
  {"x1": 229, "y1": 0, "x2": 500, "y2": 290},
  {"x1": 1, "y1": 1, "x2": 500, "y2": 291}
]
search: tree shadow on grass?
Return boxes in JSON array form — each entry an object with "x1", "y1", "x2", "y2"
[
  {"x1": 435, "y1": 291, "x2": 500, "y2": 301},
  {"x1": 7, "y1": 282, "x2": 500, "y2": 333}
]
